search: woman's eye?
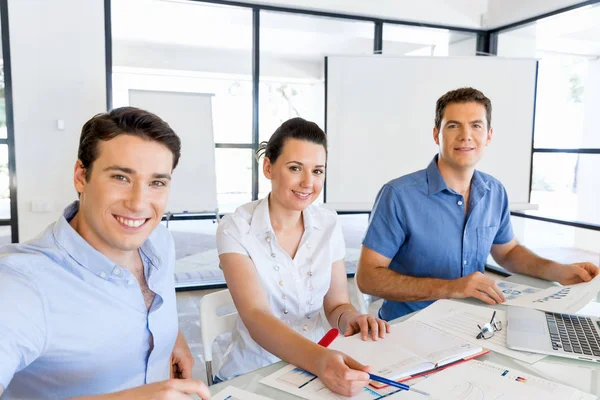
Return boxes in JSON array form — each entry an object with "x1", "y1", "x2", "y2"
[
  {"x1": 290, "y1": 166, "x2": 301, "y2": 172},
  {"x1": 314, "y1": 169, "x2": 324, "y2": 175}
]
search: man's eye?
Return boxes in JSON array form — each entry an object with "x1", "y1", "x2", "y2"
[
  {"x1": 152, "y1": 181, "x2": 167, "y2": 187},
  {"x1": 113, "y1": 175, "x2": 127, "y2": 181}
]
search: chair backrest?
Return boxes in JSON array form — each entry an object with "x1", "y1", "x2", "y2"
[
  {"x1": 199, "y1": 289, "x2": 238, "y2": 363},
  {"x1": 353, "y1": 274, "x2": 380, "y2": 315}
]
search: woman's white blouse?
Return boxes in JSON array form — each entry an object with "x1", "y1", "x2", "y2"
[{"x1": 215, "y1": 197, "x2": 346, "y2": 380}]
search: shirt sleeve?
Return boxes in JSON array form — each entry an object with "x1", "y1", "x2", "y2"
[
  {"x1": 362, "y1": 184, "x2": 406, "y2": 259},
  {"x1": 330, "y1": 213, "x2": 346, "y2": 262},
  {"x1": 216, "y1": 216, "x2": 250, "y2": 257},
  {"x1": 0, "y1": 266, "x2": 47, "y2": 390},
  {"x1": 493, "y1": 185, "x2": 515, "y2": 245}
]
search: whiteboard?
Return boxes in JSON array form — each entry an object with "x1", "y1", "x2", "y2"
[
  {"x1": 129, "y1": 89, "x2": 218, "y2": 214},
  {"x1": 325, "y1": 56, "x2": 537, "y2": 208}
]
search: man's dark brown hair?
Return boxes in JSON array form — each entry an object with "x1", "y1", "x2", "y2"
[
  {"x1": 435, "y1": 87, "x2": 492, "y2": 131},
  {"x1": 78, "y1": 107, "x2": 181, "y2": 180}
]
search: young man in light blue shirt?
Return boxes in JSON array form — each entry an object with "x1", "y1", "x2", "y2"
[
  {"x1": 357, "y1": 87, "x2": 599, "y2": 321},
  {"x1": 0, "y1": 108, "x2": 210, "y2": 399}
]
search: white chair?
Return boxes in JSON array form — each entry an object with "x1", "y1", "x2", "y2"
[
  {"x1": 353, "y1": 274, "x2": 381, "y2": 315},
  {"x1": 199, "y1": 289, "x2": 238, "y2": 385}
]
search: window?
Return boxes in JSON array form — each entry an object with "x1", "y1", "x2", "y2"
[
  {"x1": 258, "y1": 11, "x2": 374, "y2": 199},
  {"x1": 111, "y1": 0, "x2": 253, "y2": 212},
  {"x1": 383, "y1": 24, "x2": 477, "y2": 56},
  {"x1": 497, "y1": 3, "x2": 600, "y2": 228}
]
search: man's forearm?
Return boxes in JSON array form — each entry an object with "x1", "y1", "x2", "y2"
[
  {"x1": 357, "y1": 266, "x2": 453, "y2": 302},
  {"x1": 499, "y1": 244, "x2": 562, "y2": 281}
]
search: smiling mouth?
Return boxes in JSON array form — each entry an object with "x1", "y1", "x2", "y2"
[
  {"x1": 455, "y1": 147, "x2": 475, "y2": 151},
  {"x1": 292, "y1": 190, "x2": 312, "y2": 200},
  {"x1": 114, "y1": 215, "x2": 149, "y2": 229}
]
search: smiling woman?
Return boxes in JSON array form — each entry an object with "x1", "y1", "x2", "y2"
[{"x1": 214, "y1": 117, "x2": 390, "y2": 396}]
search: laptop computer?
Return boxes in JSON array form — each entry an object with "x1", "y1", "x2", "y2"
[{"x1": 506, "y1": 306, "x2": 600, "y2": 363}]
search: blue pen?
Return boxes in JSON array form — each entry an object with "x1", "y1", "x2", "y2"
[{"x1": 368, "y1": 374, "x2": 430, "y2": 397}]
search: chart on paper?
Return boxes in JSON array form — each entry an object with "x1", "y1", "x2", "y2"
[
  {"x1": 261, "y1": 365, "x2": 412, "y2": 400},
  {"x1": 387, "y1": 360, "x2": 596, "y2": 400},
  {"x1": 505, "y1": 275, "x2": 600, "y2": 314}
]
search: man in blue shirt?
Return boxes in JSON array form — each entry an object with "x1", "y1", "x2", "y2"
[
  {"x1": 0, "y1": 108, "x2": 209, "y2": 399},
  {"x1": 356, "y1": 87, "x2": 599, "y2": 322}
]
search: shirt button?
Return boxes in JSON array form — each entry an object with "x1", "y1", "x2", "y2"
[
  {"x1": 307, "y1": 258, "x2": 313, "y2": 264},
  {"x1": 273, "y1": 265, "x2": 280, "y2": 271},
  {"x1": 463, "y1": 260, "x2": 467, "y2": 265},
  {"x1": 271, "y1": 253, "x2": 276, "y2": 258},
  {"x1": 265, "y1": 235, "x2": 271, "y2": 243},
  {"x1": 457, "y1": 201, "x2": 463, "y2": 206},
  {"x1": 100, "y1": 272, "x2": 107, "y2": 279},
  {"x1": 152, "y1": 257, "x2": 159, "y2": 264},
  {"x1": 112, "y1": 268, "x2": 121, "y2": 275},
  {"x1": 128, "y1": 279, "x2": 135, "y2": 285},
  {"x1": 303, "y1": 325, "x2": 308, "y2": 331}
]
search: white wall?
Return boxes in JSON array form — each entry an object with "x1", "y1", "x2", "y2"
[
  {"x1": 9, "y1": 0, "x2": 106, "y2": 241},
  {"x1": 235, "y1": 0, "x2": 487, "y2": 29},
  {"x1": 486, "y1": 0, "x2": 588, "y2": 28}
]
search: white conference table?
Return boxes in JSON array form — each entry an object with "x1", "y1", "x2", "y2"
[{"x1": 208, "y1": 274, "x2": 600, "y2": 398}]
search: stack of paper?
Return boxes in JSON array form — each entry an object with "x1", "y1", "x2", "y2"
[
  {"x1": 392, "y1": 360, "x2": 596, "y2": 400},
  {"x1": 408, "y1": 299, "x2": 547, "y2": 363}
]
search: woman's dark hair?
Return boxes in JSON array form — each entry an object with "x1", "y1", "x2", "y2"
[
  {"x1": 78, "y1": 106, "x2": 181, "y2": 181},
  {"x1": 255, "y1": 117, "x2": 327, "y2": 163}
]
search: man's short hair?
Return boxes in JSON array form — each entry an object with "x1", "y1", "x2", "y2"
[
  {"x1": 435, "y1": 87, "x2": 492, "y2": 131},
  {"x1": 78, "y1": 107, "x2": 181, "y2": 180}
]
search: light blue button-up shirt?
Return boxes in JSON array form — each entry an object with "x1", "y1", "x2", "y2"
[
  {"x1": 363, "y1": 155, "x2": 514, "y2": 320},
  {"x1": 0, "y1": 202, "x2": 178, "y2": 399}
]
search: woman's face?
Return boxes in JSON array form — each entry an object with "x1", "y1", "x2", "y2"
[{"x1": 263, "y1": 138, "x2": 327, "y2": 212}]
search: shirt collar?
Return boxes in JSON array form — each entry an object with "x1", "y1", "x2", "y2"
[
  {"x1": 426, "y1": 154, "x2": 491, "y2": 196},
  {"x1": 249, "y1": 195, "x2": 322, "y2": 236},
  {"x1": 426, "y1": 154, "x2": 449, "y2": 195},
  {"x1": 53, "y1": 201, "x2": 162, "y2": 279}
]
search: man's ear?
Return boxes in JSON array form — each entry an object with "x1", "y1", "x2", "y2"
[
  {"x1": 74, "y1": 159, "x2": 87, "y2": 195},
  {"x1": 486, "y1": 127, "x2": 493, "y2": 146},
  {"x1": 433, "y1": 127, "x2": 440, "y2": 145}
]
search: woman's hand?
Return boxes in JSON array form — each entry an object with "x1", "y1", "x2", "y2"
[
  {"x1": 343, "y1": 312, "x2": 391, "y2": 341},
  {"x1": 316, "y1": 349, "x2": 371, "y2": 397}
]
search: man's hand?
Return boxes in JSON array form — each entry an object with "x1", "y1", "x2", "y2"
[
  {"x1": 72, "y1": 379, "x2": 210, "y2": 400},
  {"x1": 343, "y1": 313, "x2": 391, "y2": 341},
  {"x1": 171, "y1": 331, "x2": 194, "y2": 379},
  {"x1": 316, "y1": 350, "x2": 371, "y2": 397},
  {"x1": 448, "y1": 272, "x2": 506, "y2": 305},
  {"x1": 552, "y1": 263, "x2": 599, "y2": 286}
]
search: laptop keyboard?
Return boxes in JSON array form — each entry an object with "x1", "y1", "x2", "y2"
[{"x1": 546, "y1": 312, "x2": 600, "y2": 357}]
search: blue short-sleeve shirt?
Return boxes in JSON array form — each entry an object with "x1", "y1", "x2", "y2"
[
  {"x1": 362, "y1": 155, "x2": 514, "y2": 320},
  {"x1": 0, "y1": 201, "x2": 178, "y2": 399}
]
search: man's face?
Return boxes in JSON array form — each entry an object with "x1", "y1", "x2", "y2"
[
  {"x1": 73, "y1": 134, "x2": 173, "y2": 256},
  {"x1": 433, "y1": 102, "x2": 493, "y2": 170}
]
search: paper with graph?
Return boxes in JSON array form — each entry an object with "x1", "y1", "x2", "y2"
[
  {"x1": 211, "y1": 386, "x2": 273, "y2": 400},
  {"x1": 389, "y1": 360, "x2": 595, "y2": 400},
  {"x1": 495, "y1": 280, "x2": 542, "y2": 300},
  {"x1": 408, "y1": 300, "x2": 546, "y2": 363},
  {"x1": 260, "y1": 364, "x2": 409, "y2": 400},
  {"x1": 504, "y1": 275, "x2": 600, "y2": 314}
]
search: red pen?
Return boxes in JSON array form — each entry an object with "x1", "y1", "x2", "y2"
[{"x1": 318, "y1": 328, "x2": 339, "y2": 347}]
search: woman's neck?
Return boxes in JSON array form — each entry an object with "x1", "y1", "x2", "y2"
[{"x1": 267, "y1": 194, "x2": 303, "y2": 232}]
